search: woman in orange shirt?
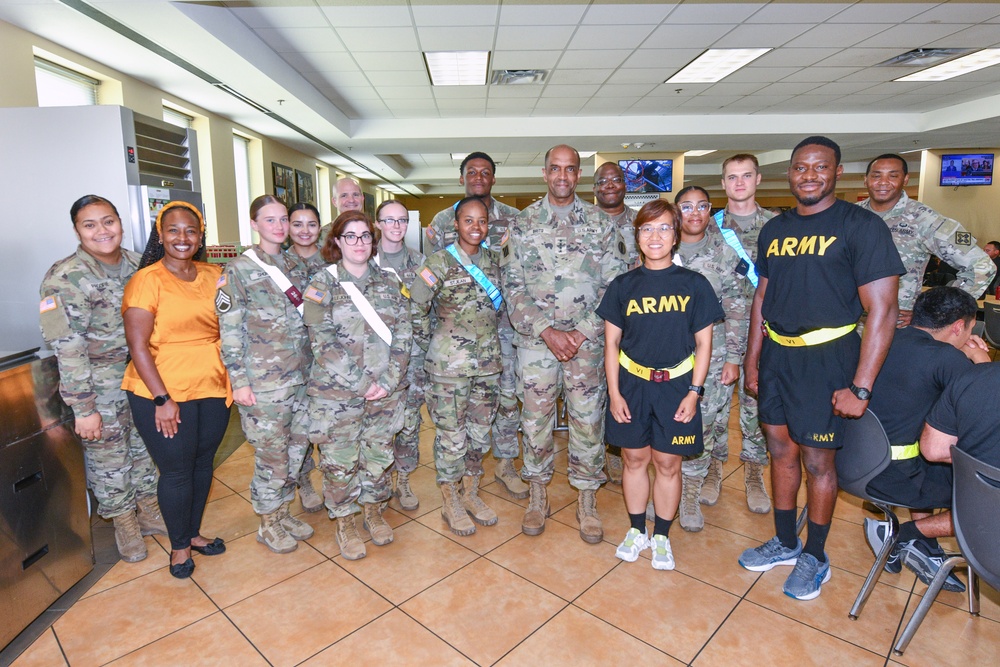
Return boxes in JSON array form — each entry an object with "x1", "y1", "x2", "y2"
[{"x1": 123, "y1": 201, "x2": 232, "y2": 579}]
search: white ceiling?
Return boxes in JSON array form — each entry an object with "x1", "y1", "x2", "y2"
[{"x1": 4, "y1": 0, "x2": 1000, "y2": 197}]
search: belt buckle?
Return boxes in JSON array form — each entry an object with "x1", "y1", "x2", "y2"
[{"x1": 651, "y1": 369, "x2": 666, "y2": 382}]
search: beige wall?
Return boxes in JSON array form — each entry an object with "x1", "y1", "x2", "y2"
[{"x1": 918, "y1": 149, "x2": 1000, "y2": 245}]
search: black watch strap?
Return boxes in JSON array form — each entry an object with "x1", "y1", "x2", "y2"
[
  {"x1": 153, "y1": 394, "x2": 171, "y2": 406},
  {"x1": 688, "y1": 385, "x2": 705, "y2": 397},
  {"x1": 849, "y1": 384, "x2": 871, "y2": 401}
]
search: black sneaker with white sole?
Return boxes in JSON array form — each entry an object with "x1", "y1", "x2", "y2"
[
  {"x1": 899, "y1": 538, "x2": 966, "y2": 593},
  {"x1": 863, "y1": 518, "x2": 902, "y2": 574}
]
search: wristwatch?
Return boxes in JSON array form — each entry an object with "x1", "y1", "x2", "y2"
[
  {"x1": 688, "y1": 385, "x2": 705, "y2": 397},
  {"x1": 153, "y1": 394, "x2": 171, "y2": 406},
  {"x1": 849, "y1": 384, "x2": 871, "y2": 401}
]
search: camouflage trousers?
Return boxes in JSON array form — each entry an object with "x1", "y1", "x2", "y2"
[
  {"x1": 427, "y1": 373, "x2": 499, "y2": 483},
  {"x1": 392, "y1": 354, "x2": 424, "y2": 474},
  {"x1": 84, "y1": 398, "x2": 158, "y2": 519},
  {"x1": 490, "y1": 320, "x2": 521, "y2": 460},
  {"x1": 237, "y1": 384, "x2": 310, "y2": 515},
  {"x1": 682, "y1": 326, "x2": 733, "y2": 478},
  {"x1": 517, "y1": 338, "x2": 607, "y2": 491},
  {"x1": 307, "y1": 389, "x2": 405, "y2": 518}
]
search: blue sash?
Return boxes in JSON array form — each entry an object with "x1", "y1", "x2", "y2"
[
  {"x1": 713, "y1": 210, "x2": 758, "y2": 287},
  {"x1": 445, "y1": 244, "x2": 503, "y2": 311}
]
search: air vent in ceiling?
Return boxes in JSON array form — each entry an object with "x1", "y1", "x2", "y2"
[
  {"x1": 876, "y1": 48, "x2": 972, "y2": 67},
  {"x1": 490, "y1": 69, "x2": 548, "y2": 85}
]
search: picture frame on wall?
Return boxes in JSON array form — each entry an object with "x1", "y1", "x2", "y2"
[
  {"x1": 363, "y1": 192, "x2": 375, "y2": 220},
  {"x1": 272, "y1": 162, "x2": 296, "y2": 205},
  {"x1": 295, "y1": 169, "x2": 315, "y2": 205}
]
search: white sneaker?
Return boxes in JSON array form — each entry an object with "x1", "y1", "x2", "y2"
[
  {"x1": 615, "y1": 527, "x2": 650, "y2": 562},
  {"x1": 650, "y1": 534, "x2": 675, "y2": 571}
]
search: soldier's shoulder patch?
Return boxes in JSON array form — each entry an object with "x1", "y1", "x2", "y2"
[
  {"x1": 304, "y1": 285, "x2": 326, "y2": 304},
  {"x1": 500, "y1": 228, "x2": 510, "y2": 245},
  {"x1": 955, "y1": 231, "x2": 972, "y2": 246},
  {"x1": 426, "y1": 226, "x2": 437, "y2": 241},
  {"x1": 614, "y1": 230, "x2": 629, "y2": 262},
  {"x1": 419, "y1": 267, "x2": 438, "y2": 287},
  {"x1": 216, "y1": 274, "x2": 227, "y2": 289},
  {"x1": 215, "y1": 290, "x2": 232, "y2": 313},
  {"x1": 39, "y1": 295, "x2": 58, "y2": 313}
]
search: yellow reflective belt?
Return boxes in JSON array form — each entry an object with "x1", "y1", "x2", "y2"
[
  {"x1": 891, "y1": 443, "x2": 920, "y2": 461},
  {"x1": 619, "y1": 350, "x2": 694, "y2": 382},
  {"x1": 764, "y1": 322, "x2": 856, "y2": 347}
]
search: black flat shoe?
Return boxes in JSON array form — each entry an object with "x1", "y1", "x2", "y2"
[
  {"x1": 169, "y1": 558, "x2": 195, "y2": 579},
  {"x1": 190, "y1": 537, "x2": 226, "y2": 556}
]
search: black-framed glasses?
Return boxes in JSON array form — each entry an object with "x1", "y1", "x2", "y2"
[
  {"x1": 340, "y1": 232, "x2": 374, "y2": 245},
  {"x1": 679, "y1": 202, "x2": 711, "y2": 214},
  {"x1": 377, "y1": 217, "x2": 409, "y2": 227}
]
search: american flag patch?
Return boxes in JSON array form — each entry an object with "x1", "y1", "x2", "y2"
[
  {"x1": 303, "y1": 285, "x2": 326, "y2": 303},
  {"x1": 500, "y1": 228, "x2": 509, "y2": 245},
  {"x1": 216, "y1": 274, "x2": 227, "y2": 288},
  {"x1": 39, "y1": 296, "x2": 58, "y2": 313},
  {"x1": 420, "y1": 267, "x2": 438, "y2": 287}
]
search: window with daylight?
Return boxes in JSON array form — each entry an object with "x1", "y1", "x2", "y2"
[{"x1": 35, "y1": 57, "x2": 99, "y2": 107}]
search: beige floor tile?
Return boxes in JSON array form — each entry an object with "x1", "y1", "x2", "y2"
[
  {"x1": 487, "y1": 520, "x2": 618, "y2": 601},
  {"x1": 105, "y1": 612, "x2": 268, "y2": 666},
  {"x1": 192, "y1": 532, "x2": 325, "y2": 608},
  {"x1": 10, "y1": 628, "x2": 66, "y2": 667},
  {"x1": 226, "y1": 561, "x2": 391, "y2": 667},
  {"x1": 335, "y1": 521, "x2": 478, "y2": 604},
  {"x1": 892, "y1": 598, "x2": 1000, "y2": 667},
  {"x1": 81, "y1": 536, "x2": 169, "y2": 599},
  {"x1": 401, "y1": 558, "x2": 565, "y2": 666},
  {"x1": 53, "y1": 571, "x2": 217, "y2": 667},
  {"x1": 576, "y1": 561, "x2": 739, "y2": 663},
  {"x1": 227, "y1": 441, "x2": 255, "y2": 461},
  {"x1": 924, "y1": 578, "x2": 1000, "y2": 622},
  {"x1": 211, "y1": 453, "x2": 256, "y2": 493},
  {"x1": 416, "y1": 491, "x2": 526, "y2": 555},
  {"x1": 497, "y1": 605, "x2": 683, "y2": 666},
  {"x1": 670, "y1": 524, "x2": 769, "y2": 596},
  {"x1": 702, "y1": 483, "x2": 777, "y2": 543},
  {"x1": 692, "y1": 601, "x2": 885, "y2": 667},
  {"x1": 198, "y1": 492, "x2": 260, "y2": 543},
  {"x1": 206, "y1": 476, "x2": 237, "y2": 502}
]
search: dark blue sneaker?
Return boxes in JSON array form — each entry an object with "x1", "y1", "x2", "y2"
[
  {"x1": 783, "y1": 552, "x2": 831, "y2": 600},
  {"x1": 863, "y1": 518, "x2": 902, "y2": 574},
  {"x1": 899, "y1": 539, "x2": 966, "y2": 593},
  {"x1": 739, "y1": 536, "x2": 802, "y2": 572}
]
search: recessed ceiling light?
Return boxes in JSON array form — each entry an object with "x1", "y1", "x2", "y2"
[
  {"x1": 665, "y1": 49, "x2": 772, "y2": 84},
  {"x1": 579, "y1": 151, "x2": 597, "y2": 159},
  {"x1": 424, "y1": 51, "x2": 490, "y2": 86},
  {"x1": 895, "y1": 48, "x2": 1000, "y2": 82},
  {"x1": 876, "y1": 48, "x2": 972, "y2": 67},
  {"x1": 451, "y1": 153, "x2": 467, "y2": 160},
  {"x1": 684, "y1": 150, "x2": 717, "y2": 157}
]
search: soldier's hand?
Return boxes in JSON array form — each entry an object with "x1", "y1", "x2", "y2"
[
  {"x1": 364, "y1": 384, "x2": 388, "y2": 401},
  {"x1": 155, "y1": 400, "x2": 181, "y2": 438},
  {"x1": 541, "y1": 327, "x2": 579, "y2": 362},
  {"x1": 233, "y1": 386, "x2": 256, "y2": 407},
  {"x1": 75, "y1": 412, "x2": 103, "y2": 441},
  {"x1": 963, "y1": 335, "x2": 992, "y2": 363},
  {"x1": 609, "y1": 392, "x2": 631, "y2": 424},
  {"x1": 897, "y1": 309, "x2": 912, "y2": 328},
  {"x1": 674, "y1": 393, "x2": 698, "y2": 423},
  {"x1": 721, "y1": 363, "x2": 740, "y2": 386},
  {"x1": 831, "y1": 388, "x2": 866, "y2": 418},
  {"x1": 743, "y1": 363, "x2": 759, "y2": 395}
]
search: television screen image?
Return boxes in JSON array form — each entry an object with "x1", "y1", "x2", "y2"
[
  {"x1": 940, "y1": 153, "x2": 993, "y2": 186},
  {"x1": 619, "y1": 159, "x2": 673, "y2": 193}
]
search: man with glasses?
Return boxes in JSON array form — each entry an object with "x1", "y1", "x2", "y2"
[
  {"x1": 426, "y1": 152, "x2": 529, "y2": 500},
  {"x1": 505, "y1": 144, "x2": 627, "y2": 543}
]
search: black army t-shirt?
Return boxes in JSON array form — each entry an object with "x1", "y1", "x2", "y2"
[
  {"x1": 925, "y1": 363, "x2": 1000, "y2": 468},
  {"x1": 869, "y1": 327, "x2": 972, "y2": 445},
  {"x1": 597, "y1": 264, "x2": 723, "y2": 369},
  {"x1": 756, "y1": 199, "x2": 904, "y2": 334}
]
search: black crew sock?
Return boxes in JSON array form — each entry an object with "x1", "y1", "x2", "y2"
[
  {"x1": 653, "y1": 515, "x2": 672, "y2": 538},
  {"x1": 774, "y1": 508, "x2": 798, "y2": 549},
  {"x1": 803, "y1": 521, "x2": 831, "y2": 562},
  {"x1": 629, "y1": 512, "x2": 646, "y2": 532},
  {"x1": 898, "y1": 521, "x2": 922, "y2": 544}
]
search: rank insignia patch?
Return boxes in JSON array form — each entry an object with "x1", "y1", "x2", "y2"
[{"x1": 215, "y1": 290, "x2": 232, "y2": 313}]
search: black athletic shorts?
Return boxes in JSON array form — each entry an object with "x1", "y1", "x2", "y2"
[
  {"x1": 865, "y1": 457, "x2": 952, "y2": 509},
  {"x1": 757, "y1": 331, "x2": 860, "y2": 449},
  {"x1": 605, "y1": 368, "x2": 704, "y2": 456}
]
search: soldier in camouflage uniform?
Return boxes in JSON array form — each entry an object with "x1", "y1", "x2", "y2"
[
  {"x1": 39, "y1": 194, "x2": 165, "y2": 563},
  {"x1": 425, "y1": 152, "x2": 529, "y2": 499},
  {"x1": 506, "y1": 145, "x2": 627, "y2": 543},
  {"x1": 859, "y1": 153, "x2": 996, "y2": 323},
  {"x1": 674, "y1": 187, "x2": 747, "y2": 532},
  {"x1": 412, "y1": 197, "x2": 503, "y2": 536},
  {"x1": 318, "y1": 177, "x2": 364, "y2": 247},
  {"x1": 372, "y1": 200, "x2": 425, "y2": 511},
  {"x1": 217, "y1": 195, "x2": 314, "y2": 554},
  {"x1": 302, "y1": 211, "x2": 411, "y2": 560}
]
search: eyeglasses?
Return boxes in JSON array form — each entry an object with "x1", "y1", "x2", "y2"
[
  {"x1": 638, "y1": 224, "x2": 674, "y2": 237},
  {"x1": 340, "y1": 232, "x2": 374, "y2": 245},
  {"x1": 377, "y1": 217, "x2": 408, "y2": 227},
  {"x1": 679, "y1": 202, "x2": 711, "y2": 214},
  {"x1": 596, "y1": 177, "x2": 625, "y2": 186}
]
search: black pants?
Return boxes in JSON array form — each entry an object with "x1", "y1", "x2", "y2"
[{"x1": 128, "y1": 393, "x2": 230, "y2": 551}]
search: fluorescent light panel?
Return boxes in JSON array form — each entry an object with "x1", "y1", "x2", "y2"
[
  {"x1": 666, "y1": 49, "x2": 771, "y2": 84},
  {"x1": 451, "y1": 153, "x2": 467, "y2": 160},
  {"x1": 684, "y1": 150, "x2": 716, "y2": 157},
  {"x1": 425, "y1": 51, "x2": 490, "y2": 86},
  {"x1": 578, "y1": 151, "x2": 596, "y2": 159},
  {"x1": 896, "y1": 48, "x2": 1000, "y2": 82}
]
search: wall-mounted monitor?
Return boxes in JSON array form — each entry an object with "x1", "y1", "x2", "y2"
[
  {"x1": 940, "y1": 153, "x2": 993, "y2": 186},
  {"x1": 619, "y1": 159, "x2": 673, "y2": 193}
]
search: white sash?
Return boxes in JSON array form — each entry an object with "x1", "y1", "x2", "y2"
[
  {"x1": 244, "y1": 248, "x2": 304, "y2": 314},
  {"x1": 325, "y1": 264, "x2": 392, "y2": 346}
]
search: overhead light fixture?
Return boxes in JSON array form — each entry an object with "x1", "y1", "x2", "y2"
[
  {"x1": 895, "y1": 48, "x2": 1000, "y2": 81},
  {"x1": 684, "y1": 150, "x2": 717, "y2": 157},
  {"x1": 491, "y1": 69, "x2": 548, "y2": 85},
  {"x1": 424, "y1": 51, "x2": 490, "y2": 86},
  {"x1": 665, "y1": 48, "x2": 772, "y2": 84},
  {"x1": 451, "y1": 153, "x2": 467, "y2": 160},
  {"x1": 579, "y1": 151, "x2": 596, "y2": 159},
  {"x1": 876, "y1": 48, "x2": 972, "y2": 68}
]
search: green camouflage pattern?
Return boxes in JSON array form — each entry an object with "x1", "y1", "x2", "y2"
[
  {"x1": 425, "y1": 198, "x2": 520, "y2": 254},
  {"x1": 240, "y1": 384, "x2": 310, "y2": 514},
  {"x1": 608, "y1": 207, "x2": 639, "y2": 268},
  {"x1": 426, "y1": 374, "x2": 499, "y2": 483}
]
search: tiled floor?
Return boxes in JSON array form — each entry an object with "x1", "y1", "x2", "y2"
[{"x1": 11, "y1": 406, "x2": 999, "y2": 666}]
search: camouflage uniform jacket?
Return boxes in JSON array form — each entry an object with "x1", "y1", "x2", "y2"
[
  {"x1": 288, "y1": 248, "x2": 328, "y2": 279},
  {"x1": 216, "y1": 245, "x2": 311, "y2": 392},
  {"x1": 302, "y1": 260, "x2": 411, "y2": 397},
  {"x1": 719, "y1": 205, "x2": 774, "y2": 299},
  {"x1": 375, "y1": 245, "x2": 425, "y2": 295},
  {"x1": 409, "y1": 245, "x2": 502, "y2": 378},
  {"x1": 676, "y1": 230, "x2": 748, "y2": 366},
  {"x1": 607, "y1": 207, "x2": 639, "y2": 268},
  {"x1": 505, "y1": 196, "x2": 626, "y2": 349},
  {"x1": 858, "y1": 192, "x2": 996, "y2": 310},
  {"x1": 39, "y1": 246, "x2": 141, "y2": 418},
  {"x1": 426, "y1": 198, "x2": 520, "y2": 254}
]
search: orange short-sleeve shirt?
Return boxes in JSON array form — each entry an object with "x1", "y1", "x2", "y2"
[{"x1": 121, "y1": 261, "x2": 232, "y2": 404}]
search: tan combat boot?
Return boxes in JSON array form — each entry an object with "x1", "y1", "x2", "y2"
[
  {"x1": 494, "y1": 458, "x2": 529, "y2": 499},
  {"x1": 335, "y1": 514, "x2": 366, "y2": 560},
  {"x1": 363, "y1": 503, "x2": 394, "y2": 546},
  {"x1": 135, "y1": 496, "x2": 168, "y2": 536},
  {"x1": 605, "y1": 452, "x2": 624, "y2": 485},
  {"x1": 112, "y1": 510, "x2": 147, "y2": 562},
  {"x1": 701, "y1": 457, "x2": 724, "y2": 506},
  {"x1": 521, "y1": 482, "x2": 549, "y2": 536},
  {"x1": 679, "y1": 474, "x2": 705, "y2": 532},
  {"x1": 576, "y1": 488, "x2": 604, "y2": 544},
  {"x1": 278, "y1": 501, "x2": 314, "y2": 540},
  {"x1": 394, "y1": 470, "x2": 419, "y2": 511},
  {"x1": 257, "y1": 510, "x2": 298, "y2": 554},
  {"x1": 441, "y1": 482, "x2": 476, "y2": 536},
  {"x1": 297, "y1": 473, "x2": 324, "y2": 513},
  {"x1": 462, "y1": 475, "x2": 498, "y2": 526},
  {"x1": 745, "y1": 461, "x2": 772, "y2": 514}
]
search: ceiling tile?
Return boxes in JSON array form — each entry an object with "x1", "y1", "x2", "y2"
[
  {"x1": 255, "y1": 27, "x2": 342, "y2": 53},
  {"x1": 598, "y1": 83, "x2": 658, "y2": 97},
  {"x1": 702, "y1": 81, "x2": 769, "y2": 96},
  {"x1": 319, "y1": 4, "x2": 413, "y2": 28},
  {"x1": 491, "y1": 50, "x2": 562, "y2": 69},
  {"x1": 435, "y1": 99, "x2": 487, "y2": 110},
  {"x1": 383, "y1": 98, "x2": 439, "y2": 109},
  {"x1": 752, "y1": 81, "x2": 825, "y2": 96},
  {"x1": 783, "y1": 23, "x2": 890, "y2": 48},
  {"x1": 416, "y1": 26, "x2": 496, "y2": 51},
  {"x1": 488, "y1": 85, "x2": 545, "y2": 98},
  {"x1": 495, "y1": 25, "x2": 575, "y2": 50},
  {"x1": 837, "y1": 68, "x2": 913, "y2": 83},
  {"x1": 605, "y1": 68, "x2": 671, "y2": 84},
  {"x1": 566, "y1": 25, "x2": 657, "y2": 50},
  {"x1": 805, "y1": 81, "x2": 881, "y2": 95},
  {"x1": 582, "y1": 3, "x2": 676, "y2": 25},
  {"x1": 338, "y1": 27, "x2": 418, "y2": 52},
  {"x1": 680, "y1": 95, "x2": 744, "y2": 108},
  {"x1": 547, "y1": 69, "x2": 615, "y2": 85},
  {"x1": 367, "y1": 70, "x2": 431, "y2": 87},
  {"x1": 487, "y1": 98, "x2": 536, "y2": 110},
  {"x1": 620, "y1": 48, "x2": 703, "y2": 68},
  {"x1": 433, "y1": 86, "x2": 487, "y2": 99},
  {"x1": 410, "y1": 3, "x2": 499, "y2": 26},
  {"x1": 280, "y1": 51, "x2": 356, "y2": 73},
  {"x1": 723, "y1": 67, "x2": 801, "y2": 83},
  {"x1": 540, "y1": 84, "x2": 601, "y2": 98},
  {"x1": 852, "y1": 22, "x2": 969, "y2": 48},
  {"x1": 926, "y1": 24, "x2": 1000, "y2": 48},
  {"x1": 644, "y1": 83, "x2": 713, "y2": 97},
  {"x1": 751, "y1": 48, "x2": 843, "y2": 68},
  {"x1": 744, "y1": 3, "x2": 853, "y2": 24},
  {"x1": 643, "y1": 23, "x2": 734, "y2": 49},
  {"x1": 780, "y1": 66, "x2": 863, "y2": 82},
  {"x1": 664, "y1": 2, "x2": 766, "y2": 24},
  {"x1": 908, "y1": 3, "x2": 1000, "y2": 24},
  {"x1": 352, "y1": 51, "x2": 426, "y2": 71},
  {"x1": 533, "y1": 97, "x2": 588, "y2": 110},
  {"x1": 558, "y1": 49, "x2": 633, "y2": 69},
  {"x1": 581, "y1": 96, "x2": 642, "y2": 110},
  {"x1": 813, "y1": 47, "x2": 905, "y2": 67},
  {"x1": 303, "y1": 70, "x2": 370, "y2": 88},
  {"x1": 229, "y1": 6, "x2": 329, "y2": 29},
  {"x1": 828, "y1": 3, "x2": 942, "y2": 24},
  {"x1": 498, "y1": 3, "x2": 588, "y2": 25},
  {"x1": 712, "y1": 23, "x2": 813, "y2": 48},
  {"x1": 333, "y1": 85, "x2": 383, "y2": 101}
]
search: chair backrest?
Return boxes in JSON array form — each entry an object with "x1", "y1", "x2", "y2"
[
  {"x1": 983, "y1": 302, "x2": 1000, "y2": 348},
  {"x1": 951, "y1": 446, "x2": 1000, "y2": 592},
  {"x1": 836, "y1": 409, "x2": 893, "y2": 500}
]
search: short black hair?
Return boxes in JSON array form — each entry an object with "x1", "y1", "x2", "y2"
[
  {"x1": 674, "y1": 185, "x2": 710, "y2": 203},
  {"x1": 792, "y1": 136, "x2": 841, "y2": 165},
  {"x1": 865, "y1": 153, "x2": 908, "y2": 177},
  {"x1": 454, "y1": 195, "x2": 487, "y2": 221},
  {"x1": 911, "y1": 286, "x2": 978, "y2": 329},
  {"x1": 70, "y1": 194, "x2": 119, "y2": 226},
  {"x1": 986, "y1": 241, "x2": 1000, "y2": 251},
  {"x1": 460, "y1": 152, "x2": 495, "y2": 174}
]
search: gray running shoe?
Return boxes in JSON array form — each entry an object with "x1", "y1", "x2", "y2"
[
  {"x1": 783, "y1": 552, "x2": 831, "y2": 601},
  {"x1": 899, "y1": 539, "x2": 966, "y2": 593},
  {"x1": 863, "y1": 518, "x2": 902, "y2": 574},
  {"x1": 739, "y1": 536, "x2": 802, "y2": 572}
]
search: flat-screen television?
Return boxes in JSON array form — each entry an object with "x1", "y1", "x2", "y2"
[
  {"x1": 940, "y1": 153, "x2": 993, "y2": 186},
  {"x1": 619, "y1": 159, "x2": 673, "y2": 193}
]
